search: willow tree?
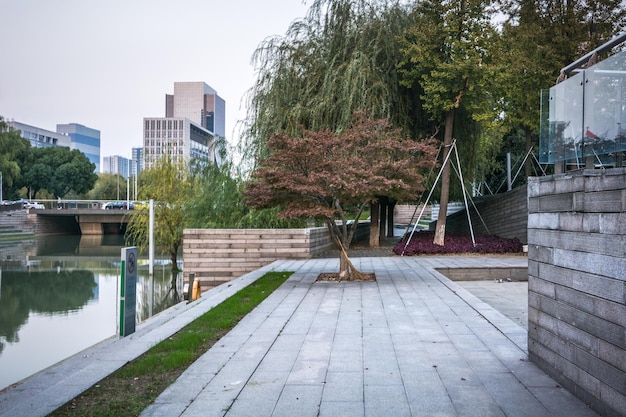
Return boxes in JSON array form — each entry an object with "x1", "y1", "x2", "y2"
[
  {"x1": 241, "y1": 0, "x2": 416, "y2": 163},
  {"x1": 125, "y1": 157, "x2": 191, "y2": 270},
  {"x1": 398, "y1": 0, "x2": 497, "y2": 246}
]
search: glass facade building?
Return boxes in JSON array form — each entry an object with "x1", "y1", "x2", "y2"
[
  {"x1": 102, "y1": 155, "x2": 131, "y2": 178},
  {"x1": 57, "y1": 123, "x2": 101, "y2": 173}
]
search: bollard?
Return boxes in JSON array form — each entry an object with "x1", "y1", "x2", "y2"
[{"x1": 191, "y1": 277, "x2": 202, "y2": 301}]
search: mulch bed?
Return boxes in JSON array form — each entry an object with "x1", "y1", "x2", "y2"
[{"x1": 316, "y1": 272, "x2": 376, "y2": 282}]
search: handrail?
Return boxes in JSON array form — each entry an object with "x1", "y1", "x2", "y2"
[{"x1": 560, "y1": 31, "x2": 626, "y2": 77}]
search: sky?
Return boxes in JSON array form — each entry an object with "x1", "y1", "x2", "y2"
[{"x1": 0, "y1": 0, "x2": 310, "y2": 162}]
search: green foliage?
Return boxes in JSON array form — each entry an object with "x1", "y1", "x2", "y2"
[
  {"x1": 237, "y1": 207, "x2": 308, "y2": 229},
  {"x1": 242, "y1": 0, "x2": 416, "y2": 164},
  {"x1": 86, "y1": 173, "x2": 128, "y2": 200},
  {"x1": 184, "y1": 158, "x2": 246, "y2": 229},
  {"x1": 20, "y1": 146, "x2": 97, "y2": 198},
  {"x1": 0, "y1": 117, "x2": 31, "y2": 200},
  {"x1": 125, "y1": 157, "x2": 190, "y2": 269}
]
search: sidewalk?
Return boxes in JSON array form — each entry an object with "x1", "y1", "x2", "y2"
[
  {"x1": 142, "y1": 256, "x2": 596, "y2": 417},
  {"x1": 0, "y1": 256, "x2": 599, "y2": 417}
]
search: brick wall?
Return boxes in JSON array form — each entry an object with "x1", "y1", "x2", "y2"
[
  {"x1": 527, "y1": 168, "x2": 625, "y2": 417},
  {"x1": 183, "y1": 223, "x2": 368, "y2": 289}
]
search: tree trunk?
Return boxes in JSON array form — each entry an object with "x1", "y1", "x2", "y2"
[
  {"x1": 379, "y1": 197, "x2": 388, "y2": 244},
  {"x1": 433, "y1": 108, "x2": 455, "y2": 246},
  {"x1": 387, "y1": 200, "x2": 396, "y2": 238},
  {"x1": 369, "y1": 200, "x2": 380, "y2": 247},
  {"x1": 339, "y1": 248, "x2": 349, "y2": 279}
]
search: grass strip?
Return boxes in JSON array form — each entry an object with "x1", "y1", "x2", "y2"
[{"x1": 49, "y1": 271, "x2": 293, "y2": 417}]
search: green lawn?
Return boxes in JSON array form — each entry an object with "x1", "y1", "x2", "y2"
[{"x1": 49, "y1": 271, "x2": 293, "y2": 417}]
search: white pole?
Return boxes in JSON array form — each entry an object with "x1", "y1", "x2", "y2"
[
  {"x1": 0, "y1": 171, "x2": 3, "y2": 203},
  {"x1": 149, "y1": 199, "x2": 154, "y2": 277},
  {"x1": 126, "y1": 162, "x2": 130, "y2": 207},
  {"x1": 507, "y1": 153, "x2": 512, "y2": 191}
]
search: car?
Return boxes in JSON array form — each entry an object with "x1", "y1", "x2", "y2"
[
  {"x1": 102, "y1": 201, "x2": 134, "y2": 210},
  {"x1": 24, "y1": 201, "x2": 45, "y2": 209}
]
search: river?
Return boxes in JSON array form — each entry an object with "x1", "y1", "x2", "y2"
[{"x1": 0, "y1": 234, "x2": 183, "y2": 391}]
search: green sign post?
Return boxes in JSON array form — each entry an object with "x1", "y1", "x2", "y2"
[{"x1": 119, "y1": 247, "x2": 138, "y2": 336}]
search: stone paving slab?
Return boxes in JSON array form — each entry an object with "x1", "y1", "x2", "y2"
[{"x1": 138, "y1": 256, "x2": 598, "y2": 417}]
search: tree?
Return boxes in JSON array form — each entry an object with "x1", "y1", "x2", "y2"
[
  {"x1": 20, "y1": 146, "x2": 97, "y2": 198},
  {"x1": 243, "y1": 112, "x2": 438, "y2": 280},
  {"x1": 398, "y1": 0, "x2": 497, "y2": 246},
  {"x1": 0, "y1": 117, "x2": 30, "y2": 200},
  {"x1": 86, "y1": 173, "x2": 128, "y2": 201},
  {"x1": 495, "y1": 0, "x2": 626, "y2": 179},
  {"x1": 125, "y1": 157, "x2": 190, "y2": 270},
  {"x1": 242, "y1": 0, "x2": 416, "y2": 164}
]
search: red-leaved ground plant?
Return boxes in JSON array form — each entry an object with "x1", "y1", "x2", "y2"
[{"x1": 394, "y1": 231, "x2": 523, "y2": 255}]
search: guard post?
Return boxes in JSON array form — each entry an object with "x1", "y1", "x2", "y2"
[{"x1": 119, "y1": 247, "x2": 138, "y2": 337}]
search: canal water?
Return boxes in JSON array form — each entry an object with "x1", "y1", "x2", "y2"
[{"x1": 0, "y1": 235, "x2": 184, "y2": 391}]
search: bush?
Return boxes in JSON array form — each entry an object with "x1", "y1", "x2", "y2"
[{"x1": 394, "y1": 231, "x2": 523, "y2": 255}]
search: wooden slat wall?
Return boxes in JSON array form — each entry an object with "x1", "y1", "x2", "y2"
[{"x1": 183, "y1": 223, "x2": 369, "y2": 289}]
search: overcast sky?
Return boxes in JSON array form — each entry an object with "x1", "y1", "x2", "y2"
[{"x1": 0, "y1": 0, "x2": 309, "y2": 162}]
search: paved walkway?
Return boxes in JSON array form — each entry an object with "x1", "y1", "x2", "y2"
[{"x1": 0, "y1": 256, "x2": 599, "y2": 417}]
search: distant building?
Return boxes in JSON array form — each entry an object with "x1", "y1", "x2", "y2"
[
  {"x1": 102, "y1": 155, "x2": 131, "y2": 178},
  {"x1": 57, "y1": 123, "x2": 101, "y2": 173},
  {"x1": 132, "y1": 147, "x2": 143, "y2": 176},
  {"x1": 144, "y1": 82, "x2": 225, "y2": 170},
  {"x1": 4, "y1": 120, "x2": 100, "y2": 173},
  {"x1": 5, "y1": 120, "x2": 70, "y2": 148}
]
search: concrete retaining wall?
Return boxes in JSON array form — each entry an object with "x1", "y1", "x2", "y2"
[
  {"x1": 527, "y1": 168, "x2": 625, "y2": 417},
  {"x1": 0, "y1": 209, "x2": 80, "y2": 235},
  {"x1": 183, "y1": 223, "x2": 368, "y2": 288}
]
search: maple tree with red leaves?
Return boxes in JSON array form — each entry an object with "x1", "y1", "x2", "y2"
[{"x1": 244, "y1": 111, "x2": 438, "y2": 280}]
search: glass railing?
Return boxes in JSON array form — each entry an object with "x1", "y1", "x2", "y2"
[{"x1": 540, "y1": 49, "x2": 626, "y2": 166}]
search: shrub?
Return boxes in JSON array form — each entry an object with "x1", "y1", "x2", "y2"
[{"x1": 394, "y1": 231, "x2": 523, "y2": 255}]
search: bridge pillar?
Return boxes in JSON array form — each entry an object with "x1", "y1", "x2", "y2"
[{"x1": 79, "y1": 222, "x2": 103, "y2": 235}]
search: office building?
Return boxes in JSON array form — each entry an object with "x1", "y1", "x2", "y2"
[
  {"x1": 132, "y1": 147, "x2": 143, "y2": 176},
  {"x1": 5, "y1": 120, "x2": 70, "y2": 148},
  {"x1": 4, "y1": 120, "x2": 100, "y2": 173},
  {"x1": 57, "y1": 123, "x2": 101, "y2": 173},
  {"x1": 102, "y1": 155, "x2": 131, "y2": 178},
  {"x1": 144, "y1": 82, "x2": 225, "y2": 170}
]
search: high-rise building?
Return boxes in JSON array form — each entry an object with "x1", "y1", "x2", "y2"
[
  {"x1": 102, "y1": 155, "x2": 131, "y2": 178},
  {"x1": 57, "y1": 123, "x2": 101, "y2": 173},
  {"x1": 132, "y1": 147, "x2": 143, "y2": 176},
  {"x1": 144, "y1": 82, "x2": 225, "y2": 170}
]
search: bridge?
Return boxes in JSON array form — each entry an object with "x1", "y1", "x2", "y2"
[{"x1": 32, "y1": 208, "x2": 134, "y2": 235}]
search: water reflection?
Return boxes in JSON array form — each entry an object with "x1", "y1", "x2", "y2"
[{"x1": 0, "y1": 235, "x2": 183, "y2": 390}]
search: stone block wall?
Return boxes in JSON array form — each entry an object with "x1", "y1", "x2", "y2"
[
  {"x1": 183, "y1": 224, "x2": 368, "y2": 288},
  {"x1": 444, "y1": 185, "x2": 528, "y2": 243},
  {"x1": 527, "y1": 168, "x2": 625, "y2": 417}
]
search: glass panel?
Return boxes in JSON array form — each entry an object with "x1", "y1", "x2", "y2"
[
  {"x1": 540, "y1": 49, "x2": 626, "y2": 166},
  {"x1": 583, "y1": 51, "x2": 626, "y2": 165}
]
